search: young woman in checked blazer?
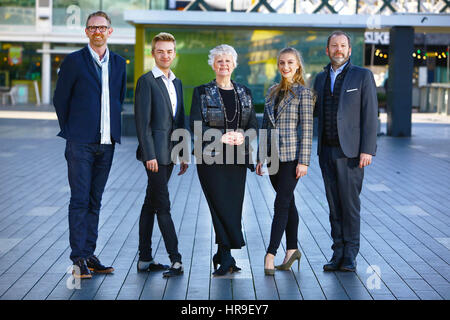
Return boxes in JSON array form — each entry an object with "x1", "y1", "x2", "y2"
[{"x1": 256, "y1": 47, "x2": 315, "y2": 276}]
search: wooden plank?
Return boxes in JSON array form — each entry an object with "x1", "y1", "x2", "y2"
[{"x1": 0, "y1": 115, "x2": 450, "y2": 300}]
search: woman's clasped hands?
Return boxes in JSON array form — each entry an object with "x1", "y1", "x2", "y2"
[{"x1": 221, "y1": 131, "x2": 244, "y2": 145}]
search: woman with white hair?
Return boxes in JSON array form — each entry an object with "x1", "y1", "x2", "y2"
[{"x1": 190, "y1": 44, "x2": 257, "y2": 276}]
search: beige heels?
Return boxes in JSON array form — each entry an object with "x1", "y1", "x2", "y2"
[
  {"x1": 264, "y1": 253, "x2": 275, "y2": 276},
  {"x1": 275, "y1": 249, "x2": 301, "y2": 271}
]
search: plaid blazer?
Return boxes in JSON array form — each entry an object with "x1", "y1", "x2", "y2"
[{"x1": 260, "y1": 83, "x2": 314, "y2": 165}]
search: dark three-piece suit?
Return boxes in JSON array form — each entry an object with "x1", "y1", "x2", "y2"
[{"x1": 314, "y1": 61, "x2": 378, "y2": 264}]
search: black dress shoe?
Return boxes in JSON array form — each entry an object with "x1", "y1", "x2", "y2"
[
  {"x1": 73, "y1": 258, "x2": 92, "y2": 279},
  {"x1": 323, "y1": 257, "x2": 342, "y2": 272},
  {"x1": 163, "y1": 262, "x2": 184, "y2": 278},
  {"x1": 213, "y1": 254, "x2": 240, "y2": 276},
  {"x1": 212, "y1": 254, "x2": 241, "y2": 272},
  {"x1": 148, "y1": 262, "x2": 170, "y2": 271},
  {"x1": 339, "y1": 258, "x2": 357, "y2": 272},
  {"x1": 86, "y1": 255, "x2": 114, "y2": 274},
  {"x1": 137, "y1": 259, "x2": 170, "y2": 272},
  {"x1": 230, "y1": 257, "x2": 241, "y2": 272},
  {"x1": 212, "y1": 253, "x2": 220, "y2": 271}
]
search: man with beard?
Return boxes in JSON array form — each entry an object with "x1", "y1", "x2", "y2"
[
  {"x1": 53, "y1": 11, "x2": 127, "y2": 279},
  {"x1": 313, "y1": 31, "x2": 378, "y2": 272}
]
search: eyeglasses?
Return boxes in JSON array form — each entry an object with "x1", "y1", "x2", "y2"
[{"x1": 87, "y1": 25, "x2": 108, "y2": 33}]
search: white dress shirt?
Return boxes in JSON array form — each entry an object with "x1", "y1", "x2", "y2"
[
  {"x1": 152, "y1": 66, "x2": 177, "y2": 117},
  {"x1": 88, "y1": 44, "x2": 111, "y2": 144}
]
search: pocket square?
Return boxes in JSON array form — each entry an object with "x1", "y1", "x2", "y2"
[{"x1": 346, "y1": 88, "x2": 358, "y2": 92}]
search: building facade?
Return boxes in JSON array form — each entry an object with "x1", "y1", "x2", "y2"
[{"x1": 0, "y1": 0, "x2": 448, "y2": 108}]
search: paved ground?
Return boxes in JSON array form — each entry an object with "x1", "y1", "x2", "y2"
[{"x1": 0, "y1": 106, "x2": 449, "y2": 300}]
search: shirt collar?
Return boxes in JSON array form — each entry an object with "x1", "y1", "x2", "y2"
[
  {"x1": 88, "y1": 44, "x2": 109, "y2": 63},
  {"x1": 152, "y1": 65, "x2": 176, "y2": 81},
  {"x1": 330, "y1": 60, "x2": 349, "y2": 75}
]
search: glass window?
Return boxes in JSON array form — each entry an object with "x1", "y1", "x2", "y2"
[
  {"x1": 0, "y1": 42, "x2": 42, "y2": 85},
  {"x1": 109, "y1": 43, "x2": 135, "y2": 103},
  {"x1": 53, "y1": 0, "x2": 98, "y2": 28},
  {"x1": 143, "y1": 27, "x2": 363, "y2": 112},
  {"x1": 102, "y1": 0, "x2": 149, "y2": 28},
  {"x1": 53, "y1": 0, "x2": 149, "y2": 29},
  {"x1": 0, "y1": 42, "x2": 42, "y2": 103},
  {"x1": 0, "y1": 0, "x2": 36, "y2": 25}
]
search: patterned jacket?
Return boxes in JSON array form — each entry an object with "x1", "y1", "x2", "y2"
[
  {"x1": 190, "y1": 80, "x2": 258, "y2": 168},
  {"x1": 260, "y1": 83, "x2": 315, "y2": 165}
]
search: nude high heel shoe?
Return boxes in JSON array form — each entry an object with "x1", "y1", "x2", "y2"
[
  {"x1": 275, "y1": 249, "x2": 301, "y2": 271},
  {"x1": 264, "y1": 253, "x2": 275, "y2": 276}
]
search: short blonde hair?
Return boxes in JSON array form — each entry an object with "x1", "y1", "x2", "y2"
[
  {"x1": 208, "y1": 44, "x2": 238, "y2": 69},
  {"x1": 151, "y1": 32, "x2": 176, "y2": 52}
]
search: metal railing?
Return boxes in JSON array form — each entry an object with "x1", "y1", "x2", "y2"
[{"x1": 184, "y1": 0, "x2": 450, "y2": 14}]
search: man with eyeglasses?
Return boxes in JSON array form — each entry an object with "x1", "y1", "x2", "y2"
[{"x1": 53, "y1": 11, "x2": 127, "y2": 279}]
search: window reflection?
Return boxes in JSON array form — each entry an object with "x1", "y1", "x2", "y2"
[
  {"x1": 0, "y1": 1, "x2": 36, "y2": 25},
  {"x1": 143, "y1": 28, "x2": 363, "y2": 112}
]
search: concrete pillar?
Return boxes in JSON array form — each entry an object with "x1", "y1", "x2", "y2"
[
  {"x1": 387, "y1": 27, "x2": 414, "y2": 137},
  {"x1": 41, "y1": 42, "x2": 51, "y2": 105}
]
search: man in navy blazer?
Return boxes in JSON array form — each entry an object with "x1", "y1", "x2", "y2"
[
  {"x1": 313, "y1": 31, "x2": 378, "y2": 272},
  {"x1": 53, "y1": 11, "x2": 127, "y2": 279}
]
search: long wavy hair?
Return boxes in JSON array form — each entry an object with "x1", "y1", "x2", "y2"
[{"x1": 270, "y1": 47, "x2": 306, "y2": 99}]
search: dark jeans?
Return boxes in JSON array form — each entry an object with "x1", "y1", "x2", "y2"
[
  {"x1": 138, "y1": 163, "x2": 182, "y2": 264},
  {"x1": 267, "y1": 161, "x2": 300, "y2": 256},
  {"x1": 65, "y1": 141, "x2": 115, "y2": 263},
  {"x1": 319, "y1": 145, "x2": 364, "y2": 260}
]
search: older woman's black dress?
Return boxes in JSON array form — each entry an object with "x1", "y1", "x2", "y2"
[
  {"x1": 198, "y1": 88, "x2": 245, "y2": 248},
  {"x1": 191, "y1": 84, "x2": 257, "y2": 251}
]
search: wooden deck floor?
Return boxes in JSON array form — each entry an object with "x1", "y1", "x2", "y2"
[{"x1": 0, "y1": 113, "x2": 449, "y2": 300}]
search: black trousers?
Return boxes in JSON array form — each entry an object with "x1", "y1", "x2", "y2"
[
  {"x1": 267, "y1": 161, "x2": 299, "y2": 256},
  {"x1": 319, "y1": 145, "x2": 364, "y2": 261},
  {"x1": 138, "y1": 163, "x2": 182, "y2": 264}
]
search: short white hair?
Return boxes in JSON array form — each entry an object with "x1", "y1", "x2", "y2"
[{"x1": 208, "y1": 44, "x2": 238, "y2": 69}]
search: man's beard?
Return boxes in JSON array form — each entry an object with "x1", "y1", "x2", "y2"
[
  {"x1": 91, "y1": 35, "x2": 105, "y2": 46},
  {"x1": 330, "y1": 55, "x2": 348, "y2": 67}
]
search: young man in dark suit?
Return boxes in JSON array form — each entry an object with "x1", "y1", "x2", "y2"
[
  {"x1": 313, "y1": 31, "x2": 378, "y2": 272},
  {"x1": 53, "y1": 11, "x2": 127, "y2": 279},
  {"x1": 134, "y1": 32, "x2": 188, "y2": 278}
]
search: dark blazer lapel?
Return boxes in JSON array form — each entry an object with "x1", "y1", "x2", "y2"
[
  {"x1": 174, "y1": 79, "x2": 183, "y2": 118},
  {"x1": 338, "y1": 63, "x2": 355, "y2": 112},
  {"x1": 108, "y1": 51, "x2": 115, "y2": 93},
  {"x1": 316, "y1": 70, "x2": 327, "y2": 115},
  {"x1": 155, "y1": 76, "x2": 174, "y2": 117},
  {"x1": 82, "y1": 46, "x2": 101, "y2": 90},
  {"x1": 319, "y1": 71, "x2": 327, "y2": 95}
]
